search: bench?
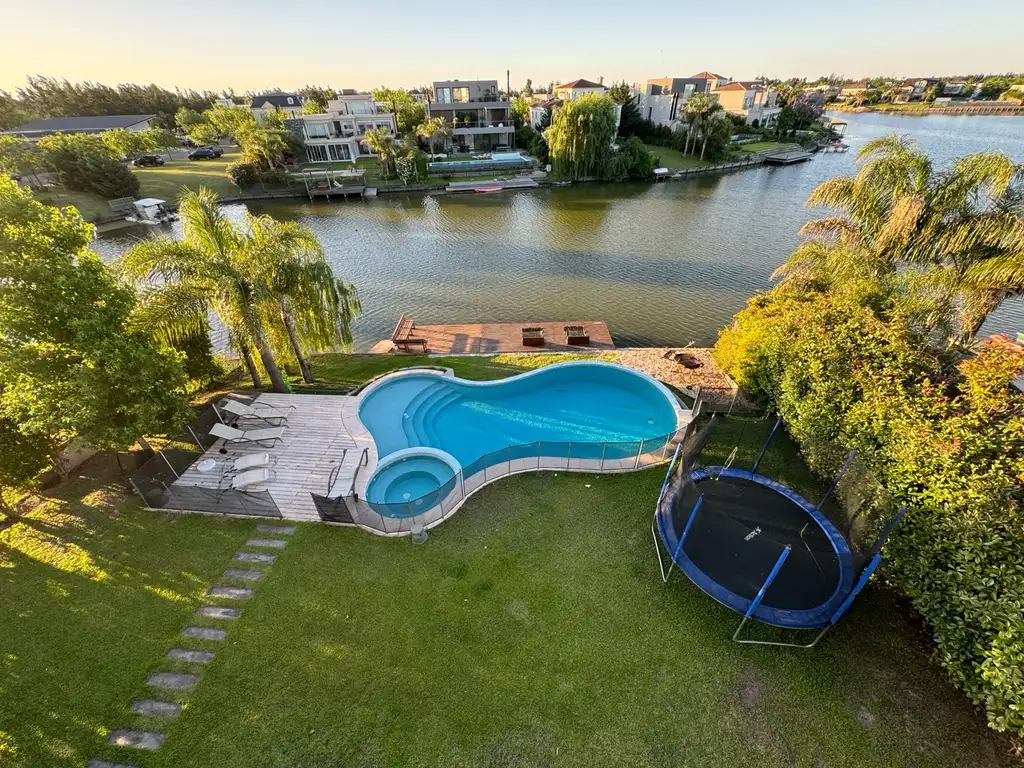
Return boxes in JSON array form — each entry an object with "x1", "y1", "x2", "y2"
[
  {"x1": 564, "y1": 325, "x2": 590, "y2": 346},
  {"x1": 391, "y1": 313, "x2": 428, "y2": 353},
  {"x1": 521, "y1": 327, "x2": 545, "y2": 347}
]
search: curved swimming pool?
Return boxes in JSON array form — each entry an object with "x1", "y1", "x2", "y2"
[{"x1": 359, "y1": 361, "x2": 684, "y2": 496}]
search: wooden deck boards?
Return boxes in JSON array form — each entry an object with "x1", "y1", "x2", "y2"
[{"x1": 369, "y1": 320, "x2": 614, "y2": 355}]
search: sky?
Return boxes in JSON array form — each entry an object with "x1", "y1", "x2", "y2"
[{"x1": 1, "y1": 0, "x2": 1022, "y2": 94}]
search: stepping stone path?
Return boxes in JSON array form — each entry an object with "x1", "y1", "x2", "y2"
[
  {"x1": 207, "y1": 585, "x2": 253, "y2": 599},
  {"x1": 181, "y1": 625, "x2": 226, "y2": 640},
  {"x1": 167, "y1": 648, "x2": 215, "y2": 663},
  {"x1": 131, "y1": 699, "x2": 182, "y2": 717},
  {"x1": 196, "y1": 605, "x2": 240, "y2": 620},
  {"x1": 147, "y1": 672, "x2": 198, "y2": 690},
  {"x1": 245, "y1": 538, "x2": 288, "y2": 548},
  {"x1": 90, "y1": 522, "x2": 297, "y2": 765},
  {"x1": 234, "y1": 551, "x2": 276, "y2": 563},
  {"x1": 224, "y1": 568, "x2": 263, "y2": 581},
  {"x1": 108, "y1": 730, "x2": 165, "y2": 750}
]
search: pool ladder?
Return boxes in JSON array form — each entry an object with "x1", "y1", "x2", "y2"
[
  {"x1": 349, "y1": 447, "x2": 369, "y2": 498},
  {"x1": 325, "y1": 449, "x2": 347, "y2": 498}
]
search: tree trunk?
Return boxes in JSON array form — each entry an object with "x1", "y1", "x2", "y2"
[
  {"x1": 700, "y1": 134, "x2": 709, "y2": 161},
  {"x1": 239, "y1": 342, "x2": 263, "y2": 389},
  {"x1": 258, "y1": 343, "x2": 289, "y2": 393},
  {"x1": 280, "y1": 301, "x2": 313, "y2": 384}
]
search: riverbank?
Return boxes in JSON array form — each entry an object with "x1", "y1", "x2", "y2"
[{"x1": 831, "y1": 102, "x2": 1024, "y2": 116}]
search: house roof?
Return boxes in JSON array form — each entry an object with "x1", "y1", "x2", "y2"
[
  {"x1": 555, "y1": 79, "x2": 606, "y2": 90},
  {"x1": 691, "y1": 71, "x2": 727, "y2": 80},
  {"x1": 533, "y1": 98, "x2": 563, "y2": 110},
  {"x1": 340, "y1": 89, "x2": 359, "y2": 96},
  {"x1": 842, "y1": 82, "x2": 869, "y2": 90},
  {"x1": 713, "y1": 82, "x2": 750, "y2": 92},
  {"x1": 1, "y1": 114, "x2": 155, "y2": 137},
  {"x1": 251, "y1": 93, "x2": 303, "y2": 109}
]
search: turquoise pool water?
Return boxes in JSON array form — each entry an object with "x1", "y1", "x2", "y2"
[
  {"x1": 365, "y1": 453, "x2": 455, "y2": 506},
  {"x1": 359, "y1": 362, "x2": 681, "y2": 493}
]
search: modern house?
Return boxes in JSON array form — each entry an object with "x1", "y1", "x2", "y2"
[
  {"x1": 427, "y1": 79, "x2": 512, "y2": 153},
  {"x1": 0, "y1": 114, "x2": 157, "y2": 141},
  {"x1": 251, "y1": 93, "x2": 305, "y2": 121},
  {"x1": 689, "y1": 71, "x2": 731, "y2": 91},
  {"x1": 711, "y1": 82, "x2": 780, "y2": 127},
  {"x1": 553, "y1": 78, "x2": 607, "y2": 101},
  {"x1": 637, "y1": 77, "x2": 714, "y2": 128},
  {"x1": 292, "y1": 92, "x2": 397, "y2": 164},
  {"x1": 892, "y1": 78, "x2": 939, "y2": 103}
]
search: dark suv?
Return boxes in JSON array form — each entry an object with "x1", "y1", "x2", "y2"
[
  {"x1": 188, "y1": 147, "x2": 222, "y2": 160},
  {"x1": 133, "y1": 155, "x2": 165, "y2": 167}
]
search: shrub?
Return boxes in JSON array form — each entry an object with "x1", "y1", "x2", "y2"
[
  {"x1": 227, "y1": 162, "x2": 288, "y2": 189},
  {"x1": 37, "y1": 133, "x2": 140, "y2": 198},
  {"x1": 714, "y1": 287, "x2": 1024, "y2": 735}
]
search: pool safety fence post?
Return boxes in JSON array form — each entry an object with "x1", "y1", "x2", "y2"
[
  {"x1": 159, "y1": 451, "x2": 180, "y2": 479},
  {"x1": 537, "y1": 441, "x2": 542, "y2": 469},
  {"x1": 566, "y1": 441, "x2": 572, "y2": 469},
  {"x1": 507, "y1": 445, "x2": 512, "y2": 475},
  {"x1": 733, "y1": 544, "x2": 792, "y2": 644},
  {"x1": 600, "y1": 442, "x2": 607, "y2": 471},
  {"x1": 817, "y1": 450, "x2": 857, "y2": 511},
  {"x1": 751, "y1": 416, "x2": 782, "y2": 475},
  {"x1": 633, "y1": 441, "x2": 642, "y2": 470},
  {"x1": 727, "y1": 388, "x2": 738, "y2": 416}
]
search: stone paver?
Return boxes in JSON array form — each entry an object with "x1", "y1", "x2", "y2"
[
  {"x1": 181, "y1": 626, "x2": 226, "y2": 640},
  {"x1": 87, "y1": 761, "x2": 140, "y2": 768},
  {"x1": 234, "y1": 551, "x2": 276, "y2": 563},
  {"x1": 130, "y1": 699, "x2": 182, "y2": 717},
  {"x1": 245, "y1": 538, "x2": 287, "y2": 548},
  {"x1": 167, "y1": 648, "x2": 215, "y2": 663},
  {"x1": 107, "y1": 730, "x2": 165, "y2": 750},
  {"x1": 224, "y1": 568, "x2": 263, "y2": 581},
  {"x1": 257, "y1": 524, "x2": 296, "y2": 535},
  {"x1": 196, "y1": 605, "x2": 241, "y2": 620},
  {"x1": 147, "y1": 672, "x2": 198, "y2": 690},
  {"x1": 207, "y1": 585, "x2": 253, "y2": 600}
]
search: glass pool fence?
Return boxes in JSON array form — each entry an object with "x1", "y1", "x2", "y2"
[{"x1": 346, "y1": 424, "x2": 694, "y2": 533}]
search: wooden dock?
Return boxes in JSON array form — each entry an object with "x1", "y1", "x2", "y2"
[
  {"x1": 446, "y1": 178, "x2": 539, "y2": 193},
  {"x1": 369, "y1": 320, "x2": 614, "y2": 355},
  {"x1": 764, "y1": 150, "x2": 814, "y2": 165}
]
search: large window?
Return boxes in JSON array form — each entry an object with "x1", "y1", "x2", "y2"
[
  {"x1": 452, "y1": 87, "x2": 470, "y2": 103},
  {"x1": 436, "y1": 87, "x2": 451, "y2": 104},
  {"x1": 328, "y1": 143, "x2": 351, "y2": 161},
  {"x1": 306, "y1": 144, "x2": 328, "y2": 162},
  {"x1": 356, "y1": 122, "x2": 375, "y2": 135},
  {"x1": 348, "y1": 101, "x2": 374, "y2": 115},
  {"x1": 305, "y1": 122, "x2": 330, "y2": 140}
]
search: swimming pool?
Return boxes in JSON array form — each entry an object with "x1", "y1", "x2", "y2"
[
  {"x1": 359, "y1": 361, "x2": 686, "y2": 513},
  {"x1": 425, "y1": 152, "x2": 527, "y2": 171}
]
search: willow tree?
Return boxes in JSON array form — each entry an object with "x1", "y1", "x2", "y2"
[{"x1": 546, "y1": 94, "x2": 618, "y2": 181}]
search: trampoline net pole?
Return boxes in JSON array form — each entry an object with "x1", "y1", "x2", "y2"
[
  {"x1": 865, "y1": 503, "x2": 908, "y2": 558},
  {"x1": 817, "y1": 449, "x2": 857, "y2": 511},
  {"x1": 750, "y1": 416, "x2": 782, "y2": 475},
  {"x1": 732, "y1": 545, "x2": 791, "y2": 643}
]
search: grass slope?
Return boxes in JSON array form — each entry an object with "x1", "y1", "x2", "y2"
[{"x1": 641, "y1": 144, "x2": 710, "y2": 169}]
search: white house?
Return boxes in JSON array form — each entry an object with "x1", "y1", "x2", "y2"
[
  {"x1": 251, "y1": 93, "x2": 305, "y2": 121},
  {"x1": 297, "y1": 92, "x2": 397, "y2": 164},
  {"x1": 553, "y1": 78, "x2": 607, "y2": 101}
]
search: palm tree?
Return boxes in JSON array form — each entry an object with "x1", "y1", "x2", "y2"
[
  {"x1": 361, "y1": 128, "x2": 397, "y2": 177},
  {"x1": 417, "y1": 117, "x2": 451, "y2": 156},
  {"x1": 682, "y1": 94, "x2": 722, "y2": 157},
  {"x1": 116, "y1": 188, "x2": 291, "y2": 392},
  {"x1": 699, "y1": 111, "x2": 729, "y2": 161},
  {"x1": 248, "y1": 216, "x2": 360, "y2": 383},
  {"x1": 778, "y1": 135, "x2": 1024, "y2": 339}
]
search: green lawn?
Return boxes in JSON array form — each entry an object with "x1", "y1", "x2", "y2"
[
  {"x1": 737, "y1": 141, "x2": 799, "y2": 153},
  {"x1": 32, "y1": 187, "x2": 112, "y2": 221},
  {"x1": 1, "y1": 356, "x2": 1013, "y2": 767},
  {"x1": 134, "y1": 149, "x2": 244, "y2": 202},
  {"x1": 642, "y1": 144, "x2": 710, "y2": 169}
]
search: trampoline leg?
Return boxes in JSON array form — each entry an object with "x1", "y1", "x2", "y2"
[
  {"x1": 651, "y1": 513, "x2": 674, "y2": 584},
  {"x1": 732, "y1": 620, "x2": 834, "y2": 649}
]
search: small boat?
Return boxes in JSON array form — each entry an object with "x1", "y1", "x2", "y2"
[{"x1": 474, "y1": 187, "x2": 503, "y2": 194}]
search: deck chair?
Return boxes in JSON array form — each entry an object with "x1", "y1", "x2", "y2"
[
  {"x1": 231, "y1": 467, "x2": 272, "y2": 490},
  {"x1": 210, "y1": 422, "x2": 285, "y2": 447},
  {"x1": 232, "y1": 453, "x2": 272, "y2": 472},
  {"x1": 219, "y1": 398, "x2": 293, "y2": 426}
]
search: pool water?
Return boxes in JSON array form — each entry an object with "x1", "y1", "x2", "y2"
[
  {"x1": 365, "y1": 454, "x2": 455, "y2": 505},
  {"x1": 359, "y1": 362, "x2": 680, "y2": 468}
]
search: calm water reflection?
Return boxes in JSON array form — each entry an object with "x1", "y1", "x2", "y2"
[{"x1": 95, "y1": 113, "x2": 1024, "y2": 349}]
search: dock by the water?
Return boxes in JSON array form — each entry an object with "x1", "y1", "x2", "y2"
[
  {"x1": 764, "y1": 150, "x2": 814, "y2": 165},
  {"x1": 446, "y1": 178, "x2": 539, "y2": 193},
  {"x1": 370, "y1": 320, "x2": 614, "y2": 355}
]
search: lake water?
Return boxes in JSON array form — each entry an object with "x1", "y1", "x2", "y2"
[{"x1": 94, "y1": 113, "x2": 1024, "y2": 349}]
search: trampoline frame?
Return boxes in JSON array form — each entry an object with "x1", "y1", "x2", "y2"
[{"x1": 653, "y1": 417, "x2": 906, "y2": 649}]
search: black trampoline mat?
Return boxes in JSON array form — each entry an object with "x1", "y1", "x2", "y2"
[{"x1": 672, "y1": 477, "x2": 841, "y2": 611}]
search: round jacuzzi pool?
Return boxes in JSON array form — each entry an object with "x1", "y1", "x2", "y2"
[{"x1": 364, "y1": 449, "x2": 458, "y2": 516}]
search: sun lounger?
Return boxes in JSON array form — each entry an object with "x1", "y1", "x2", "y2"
[
  {"x1": 210, "y1": 422, "x2": 285, "y2": 447},
  {"x1": 231, "y1": 468, "x2": 272, "y2": 490},
  {"x1": 219, "y1": 398, "x2": 293, "y2": 425},
  {"x1": 233, "y1": 453, "x2": 271, "y2": 472}
]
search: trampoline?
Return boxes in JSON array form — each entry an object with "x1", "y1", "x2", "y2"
[{"x1": 653, "y1": 416, "x2": 905, "y2": 648}]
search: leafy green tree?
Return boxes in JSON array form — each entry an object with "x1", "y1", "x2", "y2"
[
  {"x1": 0, "y1": 135, "x2": 42, "y2": 184},
  {"x1": 361, "y1": 127, "x2": 398, "y2": 176},
  {"x1": 522, "y1": 79, "x2": 533, "y2": 98},
  {"x1": 144, "y1": 127, "x2": 181, "y2": 157},
  {"x1": 13, "y1": 76, "x2": 215, "y2": 121},
  {"x1": 681, "y1": 94, "x2": 723, "y2": 157},
  {"x1": 37, "y1": 133, "x2": 139, "y2": 198},
  {"x1": 416, "y1": 116, "x2": 450, "y2": 155},
  {"x1": 175, "y1": 106, "x2": 206, "y2": 132},
  {"x1": 204, "y1": 104, "x2": 256, "y2": 142},
  {"x1": 117, "y1": 188, "x2": 292, "y2": 393},
  {"x1": 546, "y1": 94, "x2": 619, "y2": 180},
  {"x1": 0, "y1": 417, "x2": 54, "y2": 516},
  {"x1": 0, "y1": 176, "x2": 190, "y2": 451},
  {"x1": 300, "y1": 85, "x2": 335, "y2": 114},
  {"x1": 187, "y1": 121, "x2": 219, "y2": 146},
  {"x1": 101, "y1": 128, "x2": 156, "y2": 160},
  {"x1": 792, "y1": 90, "x2": 825, "y2": 126},
  {"x1": 510, "y1": 96, "x2": 531, "y2": 127},
  {"x1": 371, "y1": 87, "x2": 425, "y2": 134},
  {"x1": 237, "y1": 124, "x2": 289, "y2": 170}
]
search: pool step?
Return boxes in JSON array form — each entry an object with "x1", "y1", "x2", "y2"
[
  {"x1": 400, "y1": 382, "x2": 446, "y2": 446},
  {"x1": 406, "y1": 385, "x2": 457, "y2": 446},
  {"x1": 419, "y1": 390, "x2": 462, "y2": 447}
]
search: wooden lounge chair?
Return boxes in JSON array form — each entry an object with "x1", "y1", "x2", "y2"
[
  {"x1": 564, "y1": 325, "x2": 590, "y2": 346},
  {"x1": 391, "y1": 313, "x2": 428, "y2": 353},
  {"x1": 522, "y1": 327, "x2": 544, "y2": 347},
  {"x1": 210, "y1": 422, "x2": 285, "y2": 448}
]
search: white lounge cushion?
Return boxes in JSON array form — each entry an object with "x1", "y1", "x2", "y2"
[
  {"x1": 210, "y1": 423, "x2": 284, "y2": 444},
  {"x1": 233, "y1": 453, "x2": 271, "y2": 471},
  {"x1": 232, "y1": 467, "x2": 271, "y2": 489},
  {"x1": 221, "y1": 399, "x2": 292, "y2": 421}
]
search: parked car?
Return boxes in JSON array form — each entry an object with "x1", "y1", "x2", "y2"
[
  {"x1": 208, "y1": 146, "x2": 223, "y2": 158},
  {"x1": 181, "y1": 137, "x2": 197, "y2": 148},
  {"x1": 133, "y1": 155, "x2": 165, "y2": 167},
  {"x1": 188, "y1": 147, "x2": 220, "y2": 160}
]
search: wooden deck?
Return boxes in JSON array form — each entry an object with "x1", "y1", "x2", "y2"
[{"x1": 369, "y1": 320, "x2": 614, "y2": 355}]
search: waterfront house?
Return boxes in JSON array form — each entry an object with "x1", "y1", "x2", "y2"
[
  {"x1": 711, "y1": 82, "x2": 780, "y2": 127},
  {"x1": 0, "y1": 114, "x2": 156, "y2": 141},
  {"x1": 638, "y1": 77, "x2": 714, "y2": 129},
  {"x1": 553, "y1": 78, "x2": 607, "y2": 101},
  {"x1": 293, "y1": 92, "x2": 397, "y2": 164},
  {"x1": 428, "y1": 79, "x2": 512, "y2": 153},
  {"x1": 529, "y1": 98, "x2": 560, "y2": 129},
  {"x1": 251, "y1": 93, "x2": 305, "y2": 121},
  {"x1": 892, "y1": 78, "x2": 939, "y2": 103},
  {"x1": 839, "y1": 82, "x2": 870, "y2": 99},
  {"x1": 689, "y1": 71, "x2": 731, "y2": 91}
]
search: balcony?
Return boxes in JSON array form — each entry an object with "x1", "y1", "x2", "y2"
[
  {"x1": 451, "y1": 120, "x2": 514, "y2": 135},
  {"x1": 429, "y1": 100, "x2": 509, "y2": 113}
]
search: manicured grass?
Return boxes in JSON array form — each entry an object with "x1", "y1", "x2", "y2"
[
  {"x1": 148, "y1": 458, "x2": 1006, "y2": 767},
  {"x1": 33, "y1": 187, "x2": 112, "y2": 221},
  {"x1": 641, "y1": 143, "x2": 710, "y2": 169},
  {"x1": 309, "y1": 351, "x2": 620, "y2": 390},
  {"x1": 0, "y1": 462, "x2": 256, "y2": 767},
  {"x1": 738, "y1": 141, "x2": 799, "y2": 153},
  {"x1": 134, "y1": 149, "x2": 244, "y2": 202}
]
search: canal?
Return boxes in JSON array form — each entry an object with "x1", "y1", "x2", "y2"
[{"x1": 94, "y1": 112, "x2": 1024, "y2": 349}]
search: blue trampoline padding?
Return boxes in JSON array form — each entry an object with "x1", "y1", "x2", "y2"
[{"x1": 658, "y1": 467, "x2": 856, "y2": 629}]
